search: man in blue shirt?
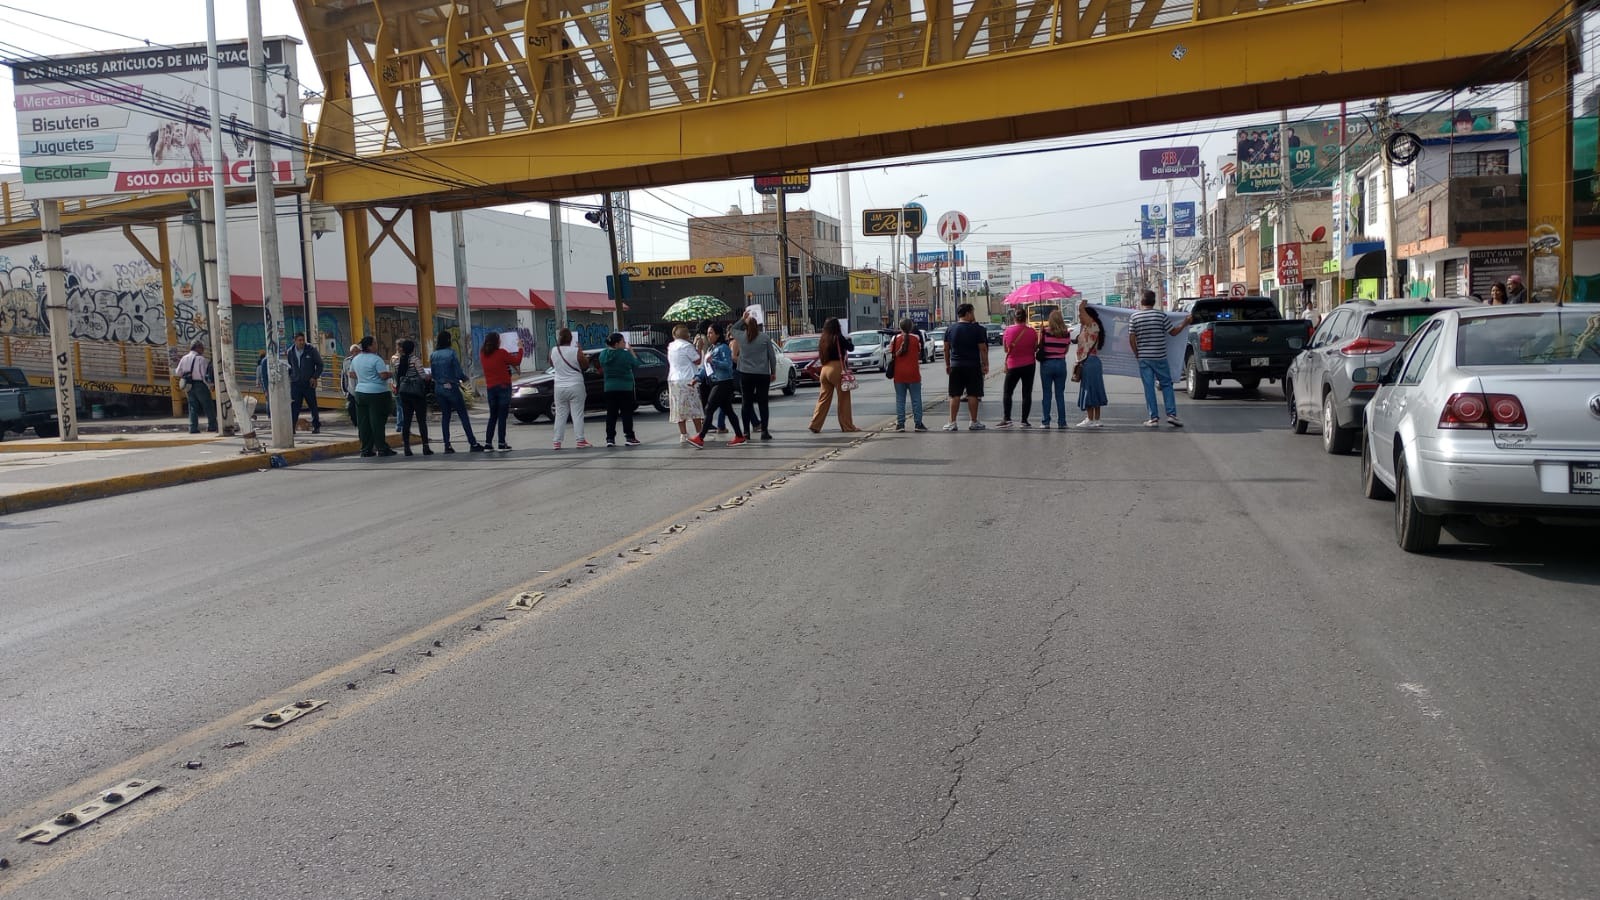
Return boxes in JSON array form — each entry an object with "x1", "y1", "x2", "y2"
[{"x1": 942, "y1": 303, "x2": 991, "y2": 431}]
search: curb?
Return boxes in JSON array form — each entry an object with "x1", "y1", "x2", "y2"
[
  {"x1": 0, "y1": 437, "x2": 223, "y2": 454},
  {"x1": 0, "y1": 434, "x2": 400, "y2": 517}
]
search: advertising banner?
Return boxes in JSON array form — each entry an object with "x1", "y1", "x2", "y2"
[
  {"x1": 753, "y1": 170, "x2": 810, "y2": 194},
  {"x1": 619, "y1": 256, "x2": 756, "y2": 279},
  {"x1": 986, "y1": 246, "x2": 1012, "y2": 293},
  {"x1": 1138, "y1": 146, "x2": 1201, "y2": 180},
  {"x1": 1140, "y1": 204, "x2": 1166, "y2": 241},
  {"x1": 1234, "y1": 109, "x2": 1498, "y2": 195},
  {"x1": 849, "y1": 271, "x2": 881, "y2": 295},
  {"x1": 1277, "y1": 243, "x2": 1303, "y2": 284},
  {"x1": 10, "y1": 38, "x2": 303, "y2": 199},
  {"x1": 1173, "y1": 202, "x2": 1196, "y2": 238}
]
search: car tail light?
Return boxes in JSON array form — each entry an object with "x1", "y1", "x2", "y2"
[
  {"x1": 1199, "y1": 329, "x2": 1214, "y2": 352},
  {"x1": 1339, "y1": 337, "x2": 1396, "y2": 356},
  {"x1": 1439, "y1": 392, "x2": 1527, "y2": 430}
]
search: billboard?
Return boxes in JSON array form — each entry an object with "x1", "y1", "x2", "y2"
[
  {"x1": 862, "y1": 206, "x2": 925, "y2": 237},
  {"x1": 1234, "y1": 109, "x2": 1498, "y2": 195},
  {"x1": 10, "y1": 38, "x2": 304, "y2": 199},
  {"x1": 1277, "y1": 243, "x2": 1302, "y2": 284},
  {"x1": 1468, "y1": 248, "x2": 1527, "y2": 299},
  {"x1": 753, "y1": 170, "x2": 810, "y2": 194},
  {"x1": 913, "y1": 249, "x2": 964, "y2": 271},
  {"x1": 986, "y1": 246, "x2": 1012, "y2": 293},
  {"x1": 619, "y1": 256, "x2": 755, "y2": 279},
  {"x1": 1139, "y1": 146, "x2": 1201, "y2": 180},
  {"x1": 1173, "y1": 202, "x2": 1196, "y2": 238},
  {"x1": 1140, "y1": 204, "x2": 1166, "y2": 241}
]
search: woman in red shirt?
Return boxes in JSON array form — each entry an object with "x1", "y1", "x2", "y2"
[
  {"x1": 479, "y1": 332, "x2": 523, "y2": 451},
  {"x1": 999, "y1": 307, "x2": 1038, "y2": 428},
  {"x1": 890, "y1": 318, "x2": 926, "y2": 431}
]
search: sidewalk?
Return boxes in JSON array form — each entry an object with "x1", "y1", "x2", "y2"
[{"x1": 0, "y1": 416, "x2": 395, "y2": 516}]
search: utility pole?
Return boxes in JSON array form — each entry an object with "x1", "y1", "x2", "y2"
[
  {"x1": 549, "y1": 202, "x2": 568, "y2": 338},
  {"x1": 204, "y1": 0, "x2": 240, "y2": 436},
  {"x1": 38, "y1": 201, "x2": 77, "y2": 440},
  {"x1": 1165, "y1": 179, "x2": 1176, "y2": 307},
  {"x1": 1377, "y1": 97, "x2": 1402, "y2": 298},
  {"x1": 246, "y1": 0, "x2": 292, "y2": 448},
  {"x1": 1276, "y1": 108, "x2": 1297, "y2": 315},
  {"x1": 776, "y1": 190, "x2": 790, "y2": 331},
  {"x1": 603, "y1": 193, "x2": 625, "y2": 332},
  {"x1": 1334, "y1": 100, "x2": 1348, "y2": 307},
  {"x1": 295, "y1": 195, "x2": 320, "y2": 350},
  {"x1": 1198, "y1": 161, "x2": 1210, "y2": 283},
  {"x1": 451, "y1": 211, "x2": 473, "y2": 378}
]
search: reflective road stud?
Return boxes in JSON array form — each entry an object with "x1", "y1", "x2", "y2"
[
  {"x1": 247, "y1": 699, "x2": 327, "y2": 730},
  {"x1": 17, "y1": 779, "x2": 161, "y2": 844}
]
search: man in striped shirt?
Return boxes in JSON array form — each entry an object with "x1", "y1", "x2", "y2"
[{"x1": 1128, "y1": 290, "x2": 1193, "y2": 428}]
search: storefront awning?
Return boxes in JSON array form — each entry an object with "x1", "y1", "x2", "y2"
[
  {"x1": 229, "y1": 277, "x2": 530, "y2": 310},
  {"x1": 527, "y1": 289, "x2": 622, "y2": 312}
]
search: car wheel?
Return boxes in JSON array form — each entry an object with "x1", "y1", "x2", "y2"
[
  {"x1": 1322, "y1": 392, "x2": 1355, "y2": 454},
  {"x1": 654, "y1": 385, "x2": 670, "y2": 414},
  {"x1": 512, "y1": 410, "x2": 539, "y2": 424},
  {"x1": 1394, "y1": 454, "x2": 1442, "y2": 553},
  {"x1": 33, "y1": 421, "x2": 60, "y2": 438},
  {"x1": 1287, "y1": 382, "x2": 1308, "y2": 434},
  {"x1": 1184, "y1": 356, "x2": 1209, "y2": 400},
  {"x1": 1361, "y1": 429, "x2": 1393, "y2": 501},
  {"x1": 782, "y1": 368, "x2": 797, "y2": 396}
]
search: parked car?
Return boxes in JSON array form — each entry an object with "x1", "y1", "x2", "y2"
[
  {"x1": 926, "y1": 328, "x2": 946, "y2": 360},
  {"x1": 1287, "y1": 298, "x2": 1476, "y2": 454},
  {"x1": 510, "y1": 346, "x2": 670, "y2": 422},
  {"x1": 782, "y1": 334, "x2": 821, "y2": 385},
  {"x1": 1181, "y1": 296, "x2": 1313, "y2": 398},
  {"x1": 1361, "y1": 305, "x2": 1600, "y2": 552},
  {"x1": 732, "y1": 344, "x2": 799, "y2": 398},
  {"x1": 0, "y1": 366, "x2": 64, "y2": 440},
  {"x1": 846, "y1": 330, "x2": 891, "y2": 371},
  {"x1": 984, "y1": 323, "x2": 1005, "y2": 346}
]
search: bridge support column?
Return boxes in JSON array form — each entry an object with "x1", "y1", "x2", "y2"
[
  {"x1": 122, "y1": 222, "x2": 184, "y2": 415},
  {"x1": 342, "y1": 207, "x2": 374, "y2": 342},
  {"x1": 412, "y1": 206, "x2": 437, "y2": 354},
  {"x1": 1526, "y1": 39, "x2": 1574, "y2": 303}
]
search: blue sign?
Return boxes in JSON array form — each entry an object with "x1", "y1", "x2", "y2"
[
  {"x1": 1140, "y1": 204, "x2": 1166, "y2": 241},
  {"x1": 1173, "y1": 202, "x2": 1197, "y2": 238},
  {"x1": 913, "y1": 250, "x2": 964, "y2": 271},
  {"x1": 1030, "y1": 272, "x2": 1046, "y2": 282},
  {"x1": 908, "y1": 308, "x2": 931, "y2": 329}
]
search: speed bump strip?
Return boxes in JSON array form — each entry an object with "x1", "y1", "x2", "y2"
[
  {"x1": 16, "y1": 779, "x2": 161, "y2": 844},
  {"x1": 247, "y1": 699, "x2": 327, "y2": 730}
]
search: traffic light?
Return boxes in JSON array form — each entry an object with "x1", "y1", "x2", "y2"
[{"x1": 584, "y1": 208, "x2": 610, "y2": 232}]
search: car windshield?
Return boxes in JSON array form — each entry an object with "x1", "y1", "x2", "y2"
[
  {"x1": 1456, "y1": 310, "x2": 1600, "y2": 366},
  {"x1": 1362, "y1": 311, "x2": 1437, "y2": 341},
  {"x1": 849, "y1": 332, "x2": 882, "y2": 346},
  {"x1": 929, "y1": 330, "x2": 945, "y2": 339},
  {"x1": 784, "y1": 337, "x2": 819, "y2": 352}
]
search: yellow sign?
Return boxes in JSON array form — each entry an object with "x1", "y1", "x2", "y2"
[
  {"x1": 849, "y1": 272, "x2": 881, "y2": 295},
  {"x1": 619, "y1": 256, "x2": 755, "y2": 280}
]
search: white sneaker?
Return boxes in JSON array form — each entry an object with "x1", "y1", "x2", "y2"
[
  {"x1": 942, "y1": 422, "x2": 959, "y2": 432},
  {"x1": 1074, "y1": 418, "x2": 1093, "y2": 428},
  {"x1": 1087, "y1": 421, "x2": 1103, "y2": 429}
]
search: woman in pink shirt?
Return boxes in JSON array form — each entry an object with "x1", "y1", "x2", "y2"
[{"x1": 998, "y1": 307, "x2": 1039, "y2": 428}]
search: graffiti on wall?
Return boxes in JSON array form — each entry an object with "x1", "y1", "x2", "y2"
[
  {"x1": 0, "y1": 250, "x2": 208, "y2": 347},
  {"x1": 543, "y1": 318, "x2": 610, "y2": 352}
]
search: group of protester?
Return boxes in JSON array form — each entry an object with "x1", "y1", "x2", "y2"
[{"x1": 248, "y1": 289, "x2": 1195, "y2": 459}]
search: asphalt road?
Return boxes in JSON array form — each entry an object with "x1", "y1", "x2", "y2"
[{"x1": 3, "y1": 371, "x2": 1598, "y2": 899}]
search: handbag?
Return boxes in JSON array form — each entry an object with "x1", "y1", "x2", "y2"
[
  {"x1": 885, "y1": 336, "x2": 900, "y2": 380},
  {"x1": 1071, "y1": 359, "x2": 1084, "y2": 383},
  {"x1": 1035, "y1": 335, "x2": 1049, "y2": 364},
  {"x1": 839, "y1": 364, "x2": 858, "y2": 392}
]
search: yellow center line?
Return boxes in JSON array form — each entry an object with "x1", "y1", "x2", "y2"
[{"x1": 0, "y1": 431, "x2": 883, "y2": 893}]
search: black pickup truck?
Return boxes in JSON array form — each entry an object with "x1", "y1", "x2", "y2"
[
  {"x1": 0, "y1": 366, "x2": 62, "y2": 440},
  {"x1": 1179, "y1": 297, "x2": 1313, "y2": 399}
]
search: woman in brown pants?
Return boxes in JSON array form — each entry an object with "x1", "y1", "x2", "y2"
[{"x1": 807, "y1": 317, "x2": 859, "y2": 433}]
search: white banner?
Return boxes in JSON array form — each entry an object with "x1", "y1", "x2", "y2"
[
  {"x1": 1092, "y1": 305, "x2": 1190, "y2": 379},
  {"x1": 10, "y1": 38, "x2": 303, "y2": 200}
]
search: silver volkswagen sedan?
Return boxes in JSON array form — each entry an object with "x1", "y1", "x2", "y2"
[{"x1": 1360, "y1": 305, "x2": 1600, "y2": 552}]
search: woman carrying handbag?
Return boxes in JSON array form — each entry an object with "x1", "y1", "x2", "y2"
[
  {"x1": 807, "y1": 317, "x2": 859, "y2": 433},
  {"x1": 392, "y1": 339, "x2": 434, "y2": 455}
]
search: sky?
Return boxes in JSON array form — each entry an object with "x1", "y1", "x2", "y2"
[{"x1": 0, "y1": 1, "x2": 1581, "y2": 300}]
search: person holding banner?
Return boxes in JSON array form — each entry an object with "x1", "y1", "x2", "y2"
[
  {"x1": 479, "y1": 332, "x2": 523, "y2": 451},
  {"x1": 1073, "y1": 300, "x2": 1107, "y2": 428},
  {"x1": 1129, "y1": 290, "x2": 1192, "y2": 428}
]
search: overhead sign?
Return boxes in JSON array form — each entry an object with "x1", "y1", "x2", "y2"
[
  {"x1": 1030, "y1": 273, "x2": 1046, "y2": 283},
  {"x1": 1140, "y1": 204, "x2": 1166, "y2": 241},
  {"x1": 1277, "y1": 243, "x2": 1302, "y2": 284},
  {"x1": 862, "y1": 206, "x2": 926, "y2": 238},
  {"x1": 913, "y1": 250, "x2": 965, "y2": 271},
  {"x1": 619, "y1": 256, "x2": 755, "y2": 280},
  {"x1": 9, "y1": 38, "x2": 304, "y2": 199},
  {"x1": 986, "y1": 246, "x2": 1012, "y2": 293},
  {"x1": 1234, "y1": 109, "x2": 1498, "y2": 195},
  {"x1": 849, "y1": 272, "x2": 881, "y2": 295},
  {"x1": 1138, "y1": 146, "x2": 1201, "y2": 181},
  {"x1": 753, "y1": 170, "x2": 811, "y2": 194},
  {"x1": 936, "y1": 210, "x2": 972, "y2": 244}
]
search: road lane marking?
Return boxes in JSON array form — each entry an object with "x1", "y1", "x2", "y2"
[{"x1": 0, "y1": 431, "x2": 881, "y2": 894}]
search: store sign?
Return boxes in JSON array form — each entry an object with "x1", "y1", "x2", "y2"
[
  {"x1": 11, "y1": 38, "x2": 303, "y2": 199},
  {"x1": 913, "y1": 250, "x2": 965, "y2": 271},
  {"x1": 753, "y1": 170, "x2": 811, "y2": 194},
  {"x1": 862, "y1": 206, "x2": 926, "y2": 237},
  {"x1": 619, "y1": 256, "x2": 755, "y2": 280},
  {"x1": 849, "y1": 272, "x2": 881, "y2": 295},
  {"x1": 1138, "y1": 146, "x2": 1201, "y2": 181},
  {"x1": 1467, "y1": 248, "x2": 1527, "y2": 299},
  {"x1": 986, "y1": 246, "x2": 1012, "y2": 293}
]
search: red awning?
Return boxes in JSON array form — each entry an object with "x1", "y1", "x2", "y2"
[
  {"x1": 527, "y1": 289, "x2": 622, "y2": 312},
  {"x1": 229, "y1": 276, "x2": 529, "y2": 310}
]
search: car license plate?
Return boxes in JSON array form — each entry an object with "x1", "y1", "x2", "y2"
[
  {"x1": 1250, "y1": 357, "x2": 1269, "y2": 367},
  {"x1": 1571, "y1": 462, "x2": 1600, "y2": 494}
]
